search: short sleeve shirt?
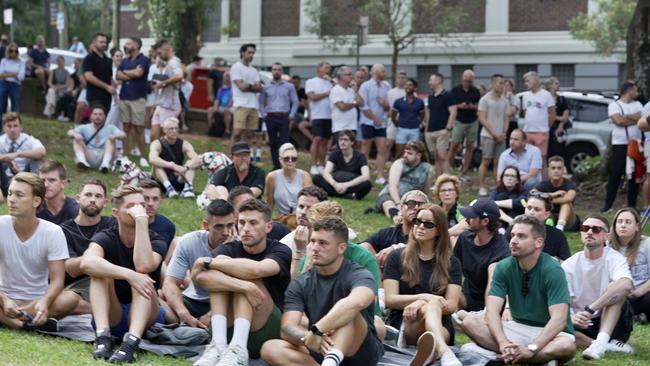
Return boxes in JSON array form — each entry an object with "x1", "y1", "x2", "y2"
[
  {"x1": 616, "y1": 237, "x2": 650, "y2": 288},
  {"x1": 362, "y1": 224, "x2": 408, "y2": 253},
  {"x1": 61, "y1": 216, "x2": 116, "y2": 285},
  {"x1": 230, "y1": 61, "x2": 260, "y2": 109},
  {"x1": 504, "y1": 225, "x2": 571, "y2": 261},
  {"x1": 328, "y1": 149, "x2": 367, "y2": 176},
  {"x1": 29, "y1": 48, "x2": 50, "y2": 67},
  {"x1": 92, "y1": 226, "x2": 167, "y2": 304},
  {"x1": 118, "y1": 53, "x2": 151, "y2": 100},
  {"x1": 451, "y1": 85, "x2": 481, "y2": 123},
  {"x1": 393, "y1": 97, "x2": 425, "y2": 129},
  {"x1": 522, "y1": 89, "x2": 556, "y2": 133},
  {"x1": 214, "y1": 240, "x2": 291, "y2": 310},
  {"x1": 209, "y1": 165, "x2": 266, "y2": 195},
  {"x1": 534, "y1": 178, "x2": 577, "y2": 214},
  {"x1": 37, "y1": 196, "x2": 79, "y2": 225},
  {"x1": 497, "y1": 144, "x2": 543, "y2": 181},
  {"x1": 478, "y1": 92, "x2": 510, "y2": 137},
  {"x1": 149, "y1": 213, "x2": 176, "y2": 250},
  {"x1": 427, "y1": 90, "x2": 456, "y2": 132},
  {"x1": 73, "y1": 123, "x2": 122, "y2": 150},
  {"x1": 158, "y1": 56, "x2": 183, "y2": 109},
  {"x1": 82, "y1": 51, "x2": 112, "y2": 103},
  {"x1": 208, "y1": 69, "x2": 224, "y2": 98},
  {"x1": 305, "y1": 77, "x2": 333, "y2": 119},
  {"x1": 329, "y1": 84, "x2": 357, "y2": 133},
  {"x1": 608, "y1": 100, "x2": 643, "y2": 145},
  {"x1": 0, "y1": 133, "x2": 45, "y2": 173}
]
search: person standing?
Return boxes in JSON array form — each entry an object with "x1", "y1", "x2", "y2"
[
  {"x1": 391, "y1": 78, "x2": 425, "y2": 159},
  {"x1": 230, "y1": 43, "x2": 262, "y2": 146},
  {"x1": 330, "y1": 66, "x2": 364, "y2": 143},
  {"x1": 150, "y1": 39, "x2": 183, "y2": 141},
  {"x1": 83, "y1": 33, "x2": 114, "y2": 112},
  {"x1": 424, "y1": 73, "x2": 457, "y2": 176},
  {"x1": 117, "y1": 37, "x2": 150, "y2": 168},
  {"x1": 448, "y1": 70, "x2": 481, "y2": 181},
  {"x1": 359, "y1": 64, "x2": 391, "y2": 184},
  {"x1": 477, "y1": 74, "x2": 510, "y2": 196},
  {"x1": 546, "y1": 77, "x2": 570, "y2": 159},
  {"x1": 260, "y1": 62, "x2": 299, "y2": 170},
  {"x1": 602, "y1": 81, "x2": 643, "y2": 212},
  {"x1": 0, "y1": 42, "x2": 25, "y2": 127},
  {"x1": 387, "y1": 70, "x2": 407, "y2": 155},
  {"x1": 521, "y1": 71, "x2": 556, "y2": 170},
  {"x1": 305, "y1": 62, "x2": 333, "y2": 175}
]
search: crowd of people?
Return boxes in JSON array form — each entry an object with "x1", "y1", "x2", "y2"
[{"x1": 0, "y1": 34, "x2": 650, "y2": 366}]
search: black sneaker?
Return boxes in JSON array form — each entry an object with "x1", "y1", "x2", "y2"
[
  {"x1": 108, "y1": 332, "x2": 141, "y2": 364},
  {"x1": 93, "y1": 335, "x2": 115, "y2": 360},
  {"x1": 22, "y1": 317, "x2": 59, "y2": 333}
]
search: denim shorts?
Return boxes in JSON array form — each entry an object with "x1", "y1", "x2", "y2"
[{"x1": 396, "y1": 127, "x2": 421, "y2": 144}]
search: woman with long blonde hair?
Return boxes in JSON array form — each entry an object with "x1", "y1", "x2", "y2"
[{"x1": 383, "y1": 204, "x2": 462, "y2": 366}]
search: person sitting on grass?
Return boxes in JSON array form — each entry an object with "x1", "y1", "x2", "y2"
[
  {"x1": 37, "y1": 160, "x2": 79, "y2": 225},
  {"x1": 80, "y1": 185, "x2": 168, "y2": 363},
  {"x1": 149, "y1": 117, "x2": 199, "y2": 199},
  {"x1": 229, "y1": 185, "x2": 291, "y2": 242},
  {"x1": 562, "y1": 214, "x2": 635, "y2": 360},
  {"x1": 462, "y1": 215, "x2": 577, "y2": 365},
  {"x1": 265, "y1": 142, "x2": 312, "y2": 215},
  {"x1": 61, "y1": 179, "x2": 115, "y2": 316},
  {"x1": 432, "y1": 174, "x2": 465, "y2": 229},
  {"x1": 497, "y1": 129, "x2": 542, "y2": 191},
  {"x1": 162, "y1": 199, "x2": 236, "y2": 328},
  {"x1": 205, "y1": 141, "x2": 265, "y2": 201},
  {"x1": 383, "y1": 204, "x2": 463, "y2": 366},
  {"x1": 490, "y1": 165, "x2": 527, "y2": 225},
  {"x1": 261, "y1": 216, "x2": 384, "y2": 366},
  {"x1": 531, "y1": 155, "x2": 578, "y2": 231},
  {"x1": 313, "y1": 129, "x2": 372, "y2": 200},
  {"x1": 138, "y1": 179, "x2": 176, "y2": 251},
  {"x1": 608, "y1": 207, "x2": 650, "y2": 324},
  {"x1": 190, "y1": 199, "x2": 291, "y2": 365},
  {"x1": 0, "y1": 173, "x2": 77, "y2": 333},
  {"x1": 68, "y1": 104, "x2": 125, "y2": 173}
]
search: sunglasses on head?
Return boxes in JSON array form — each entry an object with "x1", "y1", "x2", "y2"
[
  {"x1": 403, "y1": 200, "x2": 425, "y2": 209},
  {"x1": 522, "y1": 272, "x2": 530, "y2": 297},
  {"x1": 579, "y1": 225, "x2": 607, "y2": 234},
  {"x1": 282, "y1": 156, "x2": 298, "y2": 162},
  {"x1": 413, "y1": 218, "x2": 436, "y2": 229}
]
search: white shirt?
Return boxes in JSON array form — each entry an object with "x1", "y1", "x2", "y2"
[
  {"x1": 230, "y1": 61, "x2": 260, "y2": 109},
  {"x1": 609, "y1": 100, "x2": 643, "y2": 145},
  {"x1": 0, "y1": 216, "x2": 68, "y2": 301},
  {"x1": 562, "y1": 247, "x2": 632, "y2": 316},
  {"x1": 329, "y1": 84, "x2": 357, "y2": 133},
  {"x1": 522, "y1": 89, "x2": 555, "y2": 133},
  {"x1": 0, "y1": 133, "x2": 45, "y2": 176},
  {"x1": 305, "y1": 76, "x2": 333, "y2": 119}
]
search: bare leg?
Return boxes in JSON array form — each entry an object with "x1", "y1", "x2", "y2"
[
  {"x1": 558, "y1": 203, "x2": 576, "y2": 228},
  {"x1": 436, "y1": 150, "x2": 449, "y2": 175},
  {"x1": 530, "y1": 336, "x2": 576, "y2": 364},
  {"x1": 311, "y1": 136, "x2": 322, "y2": 166},
  {"x1": 448, "y1": 142, "x2": 460, "y2": 169},
  {"x1": 462, "y1": 140, "x2": 474, "y2": 173},
  {"x1": 382, "y1": 199, "x2": 397, "y2": 219},
  {"x1": 479, "y1": 159, "x2": 490, "y2": 191},
  {"x1": 134, "y1": 125, "x2": 146, "y2": 157},
  {"x1": 404, "y1": 301, "x2": 451, "y2": 356},
  {"x1": 261, "y1": 339, "x2": 319, "y2": 366},
  {"x1": 123, "y1": 123, "x2": 132, "y2": 154},
  {"x1": 298, "y1": 122, "x2": 314, "y2": 142},
  {"x1": 151, "y1": 124, "x2": 162, "y2": 141},
  {"x1": 90, "y1": 278, "x2": 125, "y2": 331},
  {"x1": 460, "y1": 315, "x2": 500, "y2": 352},
  {"x1": 128, "y1": 288, "x2": 160, "y2": 338},
  {"x1": 375, "y1": 137, "x2": 388, "y2": 180},
  {"x1": 574, "y1": 331, "x2": 594, "y2": 348}
]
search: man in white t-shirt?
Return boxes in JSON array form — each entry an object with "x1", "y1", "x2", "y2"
[
  {"x1": 329, "y1": 66, "x2": 364, "y2": 140},
  {"x1": 387, "y1": 70, "x2": 407, "y2": 155},
  {"x1": 305, "y1": 62, "x2": 333, "y2": 175},
  {"x1": 521, "y1": 71, "x2": 556, "y2": 166},
  {"x1": 0, "y1": 173, "x2": 77, "y2": 332},
  {"x1": 561, "y1": 215, "x2": 634, "y2": 360},
  {"x1": 602, "y1": 82, "x2": 643, "y2": 213},
  {"x1": 150, "y1": 39, "x2": 184, "y2": 141},
  {"x1": 230, "y1": 43, "x2": 262, "y2": 146}
]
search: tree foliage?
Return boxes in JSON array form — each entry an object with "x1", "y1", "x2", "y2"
[{"x1": 568, "y1": 0, "x2": 637, "y2": 55}]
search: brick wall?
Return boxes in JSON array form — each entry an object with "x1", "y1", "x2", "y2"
[
  {"x1": 509, "y1": 0, "x2": 587, "y2": 32},
  {"x1": 413, "y1": 0, "x2": 485, "y2": 34},
  {"x1": 262, "y1": 0, "x2": 300, "y2": 36}
]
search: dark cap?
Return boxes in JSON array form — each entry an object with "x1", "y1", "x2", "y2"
[
  {"x1": 459, "y1": 198, "x2": 500, "y2": 220},
  {"x1": 192, "y1": 55, "x2": 203, "y2": 62},
  {"x1": 231, "y1": 141, "x2": 251, "y2": 155}
]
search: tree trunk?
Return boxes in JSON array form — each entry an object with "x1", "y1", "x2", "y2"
[
  {"x1": 626, "y1": 0, "x2": 650, "y2": 98},
  {"x1": 176, "y1": 6, "x2": 202, "y2": 64},
  {"x1": 391, "y1": 42, "x2": 398, "y2": 85}
]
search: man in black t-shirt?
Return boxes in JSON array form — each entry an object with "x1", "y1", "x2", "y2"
[
  {"x1": 532, "y1": 156, "x2": 578, "y2": 232},
  {"x1": 82, "y1": 33, "x2": 114, "y2": 112},
  {"x1": 425, "y1": 73, "x2": 457, "y2": 176},
  {"x1": 448, "y1": 70, "x2": 481, "y2": 180},
  {"x1": 61, "y1": 179, "x2": 115, "y2": 315},
  {"x1": 191, "y1": 199, "x2": 291, "y2": 365},
  {"x1": 37, "y1": 160, "x2": 79, "y2": 225},
  {"x1": 454, "y1": 198, "x2": 511, "y2": 313},
  {"x1": 205, "y1": 141, "x2": 265, "y2": 200},
  {"x1": 361, "y1": 190, "x2": 429, "y2": 267},
  {"x1": 80, "y1": 185, "x2": 167, "y2": 363},
  {"x1": 261, "y1": 217, "x2": 383, "y2": 366}
]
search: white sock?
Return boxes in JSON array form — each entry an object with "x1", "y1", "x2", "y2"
[
  {"x1": 555, "y1": 224, "x2": 565, "y2": 231},
  {"x1": 184, "y1": 182, "x2": 193, "y2": 191},
  {"x1": 144, "y1": 128, "x2": 151, "y2": 143},
  {"x1": 322, "y1": 347, "x2": 344, "y2": 366},
  {"x1": 101, "y1": 152, "x2": 112, "y2": 168},
  {"x1": 230, "y1": 318, "x2": 251, "y2": 348},
  {"x1": 74, "y1": 150, "x2": 87, "y2": 164},
  {"x1": 596, "y1": 332, "x2": 610, "y2": 344},
  {"x1": 255, "y1": 148, "x2": 261, "y2": 158},
  {"x1": 210, "y1": 314, "x2": 228, "y2": 346},
  {"x1": 163, "y1": 180, "x2": 174, "y2": 192}
]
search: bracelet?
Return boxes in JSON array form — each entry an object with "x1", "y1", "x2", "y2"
[{"x1": 584, "y1": 305, "x2": 596, "y2": 315}]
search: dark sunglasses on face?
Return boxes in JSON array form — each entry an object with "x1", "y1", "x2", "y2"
[
  {"x1": 413, "y1": 218, "x2": 436, "y2": 229},
  {"x1": 580, "y1": 225, "x2": 607, "y2": 234},
  {"x1": 403, "y1": 200, "x2": 425, "y2": 209},
  {"x1": 8, "y1": 49, "x2": 17, "y2": 53},
  {"x1": 282, "y1": 156, "x2": 298, "y2": 162}
]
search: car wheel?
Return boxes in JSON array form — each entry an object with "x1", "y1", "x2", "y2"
[{"x1": 565, "y1": 143, "x2": 599, "y2": 174}]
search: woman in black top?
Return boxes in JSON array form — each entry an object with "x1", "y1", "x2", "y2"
[
  {"x1": 546, "y1": 77, "x2": 570, "y2": 158},
  {"x1": 491, "y1": 166, "x2": 527, "y2": 224},
  {"x1": 313, "y1": 129, "x2": 372, "y2": 199},
  {"x1": 383, "y1": 204, "x2": 462, "y2": 366}
]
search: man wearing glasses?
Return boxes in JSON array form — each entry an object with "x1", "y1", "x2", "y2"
[
  {"x1": 561, "y1": 215, "x2": 635, "y2": 360},
  {"x1": 462, "y1": 215, "x2": 576, "y2": 364}
]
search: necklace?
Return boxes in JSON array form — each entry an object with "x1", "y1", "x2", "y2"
[
  {"x1": 75, "y1": 220, "x2": 101, "y2": 241},
  {"x1": 418, "y1": 253, "x2": 434, "y2": 261}
]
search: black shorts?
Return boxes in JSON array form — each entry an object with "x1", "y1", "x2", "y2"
[
  {"x1": 578, "y1": 300, "x2": 633, "y2": 342},
  {"x1": 361, "y1": 124, "x2": 386, "y2": 139},
  {"x1": 312, "y1": 119, "x2": 332, "y2": 138},
  {"x1": 309, "y1": 329, "x2": 384, "y2": 366},
  {"x1": 183, "y1": 296, "x2": 210, "y2": 319}
]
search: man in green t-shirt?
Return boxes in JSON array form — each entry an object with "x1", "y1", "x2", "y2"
[{"x1": 462, "y1": 215, "x2": 576, "y2": 364}]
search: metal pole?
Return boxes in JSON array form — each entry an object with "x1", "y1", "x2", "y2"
[
  {"x1": 111, "y1": 0, "x2": 120, "y2": 50},
  {"x1": 356, "y1": 24, "x2": 361, "y2": 69}
]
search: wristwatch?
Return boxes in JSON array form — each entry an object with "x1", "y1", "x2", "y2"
[
  {"x1": 310, "y1": 324, "x2": 324, "y2": 336},
  {"x1": 584, "y1": 305, "x2": 596, "y2": 315},
  {"x1": 527, "y1": 343, "x2": 539, "y2": 354},
  {"x1": 203, "y1": 258, "x2": 212, "y2": 270}
]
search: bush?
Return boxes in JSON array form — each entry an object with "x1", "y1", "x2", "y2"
[{"x1": 573, "y1": 155, "x2": 604, "y2": 182}]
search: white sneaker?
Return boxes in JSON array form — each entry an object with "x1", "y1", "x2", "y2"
[
  {"x1": 215, "y1": 344, "x2": 248, "y2": 366},
  {"x1": 459, "y1": 343, "x2": 498, "y2": 361},
  {"x1": 193, "y1": 341, "x2": 227, "y2": 366},
  {"x1": 317, "y1": 165, "x2": 325, "y2": 174},
  {"x1": 139, "y1": 157, "x2": 150, "y2": 168},
  {"x1": 411, "y1": 331, "x2": 436, "y2": 366},
  {"x1": 440, "y1": 348, "x2": 462, "y2": 366},
  {"x1": 375, "y1": 177, "x2": 386, "y2": 185},
  {"x1": 583, "y1": 340, "x2": 607, "y2": 360},
  {"x1": 181, "y1": 188, "x2": 196, "y2": 198},
  {"x1": 451, "y1": 310, "x2": 469, "y2": 325},
  {"x1": 606, "y1": 339, "x2": 634, "y2": 354},
  {"x1": 478, "y1": 187, "x2": 489, "y2": 196},
  {"x1": 131, "y1": 148, "x2": 141, "y2": 157},
  {"x1": 310, "y1": 165, "x2": 320, "y2": 175},
  {"x1": 166, "y1": 189, "x2": 179, "y2": 199}
]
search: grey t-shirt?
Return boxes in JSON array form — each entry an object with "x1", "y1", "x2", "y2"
[
  {"x1": 157, "y1": 56, "x2": 182, "y2": 110},
  {"x1": 478, "y1": 91, "x2": 510, "y2": 138},
  {"x1": 166, "y1": 230, "x2": 219, "y2": 301},
  {"x1": 617, "y1": 236, "x2": 650, "y2": 288},
  {"x1": 284, "y1": 259, "x2": 377, "y2": 333}
]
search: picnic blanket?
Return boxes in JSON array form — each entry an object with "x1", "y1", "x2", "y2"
[{"x1": 40, "y1": 315, "x2": 492, "y2": 365}]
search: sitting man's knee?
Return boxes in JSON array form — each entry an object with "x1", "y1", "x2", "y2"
[{"x1": 260, "y1": 339, "x2": 288, "y2": 362}]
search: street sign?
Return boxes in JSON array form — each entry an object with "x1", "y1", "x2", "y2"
[
  {"x1": 56, "y1": 11, "x2": 64, "y2": 31},
  {"x1": 3, "y1": 8, "x2": 12, "y2": 25}
]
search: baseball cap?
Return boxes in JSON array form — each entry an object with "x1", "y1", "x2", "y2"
[
  {"x1": 459, "y1": 198, "x2": 500, "y2": 220},
  {"x1": 231, "y1": 141, "x2": 251, "y2": 155}
]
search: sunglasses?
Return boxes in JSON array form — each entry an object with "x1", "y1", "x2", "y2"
[
  {"x1": 413, "y1": 218, "x2": 436, "y2": 229},
  {"x1": 403, "y1": 200, "x2": 426, "y2": 209},
  {"x1": 579, "y1": 225, "x2": 607, "y2": 234},
  {"x1": 522, "y1": 272, "x2": 530, "y2": 297},
  {"x1": 282, "y1": 156, "x2": 298, "y2": 162},
  {"x1": 529, "y1": 191, "x2": 550, "y2": 200},
  {"x1": 8, "y1": 49, "x2": 17, "y2": 53}
]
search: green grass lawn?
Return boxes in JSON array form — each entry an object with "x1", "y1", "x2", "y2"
[{"x1": 0, "y1": 116, "x2": 648, "y2": 365}]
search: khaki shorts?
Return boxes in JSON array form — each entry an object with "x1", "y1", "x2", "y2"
[
  {"x1": 65, "y1": 277, "x2": 90, "y2": 302},
  {"x1": 502, "y1": 320, "x2": 575, "y2": 344},
  {"x1": 526, "y1": 132, "x2": 549, "y2": 156},
  {"x1": 234, "y1": 107, "x2": 260, "y2": 130},
  {"x1": 451, "y1": 120, "x2": 478, "y2": 143},
  {"x1": 152, "y1": 105, "x2": 181, "y2": 126},
  {"x1": 425, "y1": 129, "x2": 450, "y2": 152},
  {"x1": 119, "y1": 98, "x2": 146, "y2": 126},
  {"x1": 480, "y1": 135, "x2": 506, "y2": 160}
]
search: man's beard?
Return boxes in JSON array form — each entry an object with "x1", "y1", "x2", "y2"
[{"x1": 80, "y1": 205, "x2": 101, "y2": 218}]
